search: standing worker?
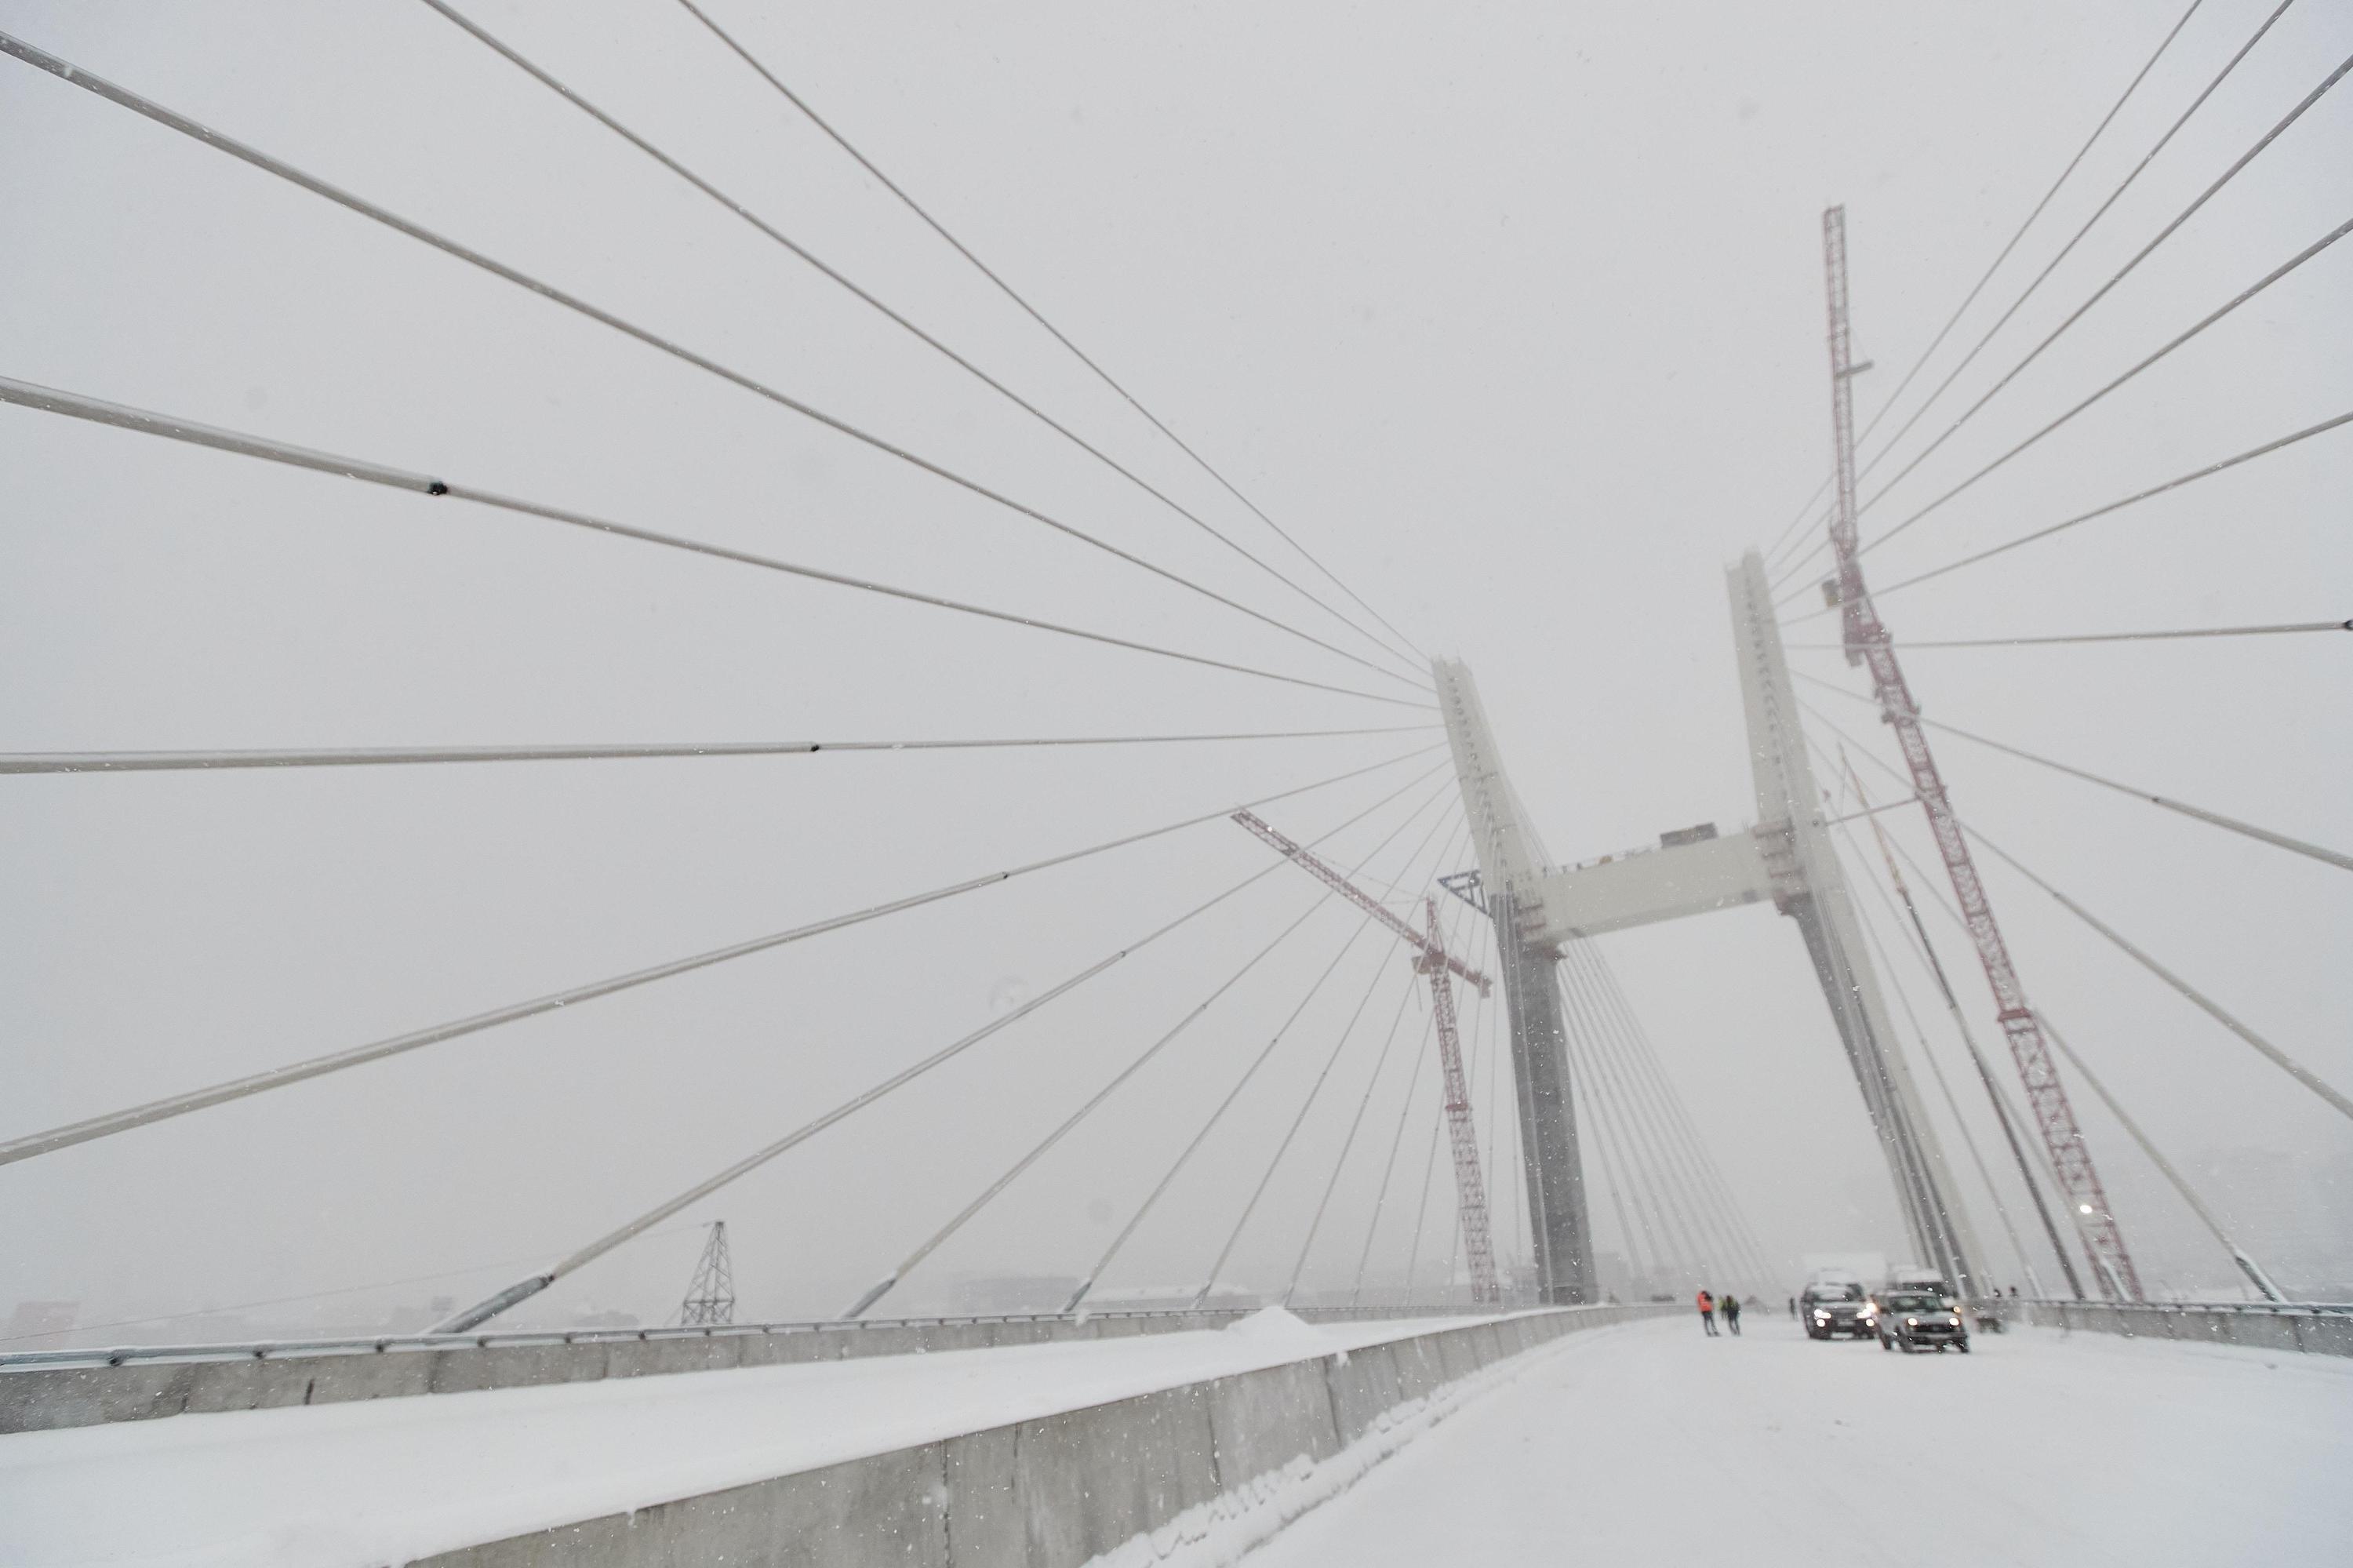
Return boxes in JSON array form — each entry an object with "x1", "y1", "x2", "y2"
[
  {"x1": 1722, "y1": 1293, "x2": 1743, "y2": 1336},
  {"x1": 1697, "y1": 1287, "x2": 1718, "y2": 1336}
]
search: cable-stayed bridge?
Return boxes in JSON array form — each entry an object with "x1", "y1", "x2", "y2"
[{"x1": 2, "y1": 3, "x2": 2349, "y2": 1563}]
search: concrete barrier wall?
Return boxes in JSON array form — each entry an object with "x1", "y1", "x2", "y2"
[
  {"x1": 0, "y1": 1304, "x2": 1478, "y2": 1435},
  {"x1": 418, "y1": 1302, "x2": 1670, "y2": 1568},
  {"x1": 2021, "y1": 1300, "x2": 2353, "y2": 1358}
]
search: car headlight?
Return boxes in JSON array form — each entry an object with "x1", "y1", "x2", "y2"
[{"x1": 1905, "y1": 1317, "x2": 1918, "y2": 1327}]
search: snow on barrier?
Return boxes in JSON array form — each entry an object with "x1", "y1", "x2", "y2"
[
  {"x1": 2020, "y1": 1299, "x2": 2353, "y2": 1358},
  {"x1": 0, "y1": 1302, "x2": 1463, "y2": 1436},
  {"x1": 409, "y1": 1302, "x2": 1671, "y2": 1568}
]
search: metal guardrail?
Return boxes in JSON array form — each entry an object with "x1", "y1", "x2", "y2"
[
  {"x1": 0, "y1": 1300, "x2": 1533, "y2": 1373},
  {"x1": 2021, "y1": 1297, "x2": 2353, "y2": 1315},
  {"x1": 2017, "y1": 1297, "x2": 2353, "y2": 1358}
]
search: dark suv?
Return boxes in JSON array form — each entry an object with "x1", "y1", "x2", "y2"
[
  {"x1": 1802, "y1": 1281, "x2": 1873, "y2": 1339},
  {"x1": 1875, "y1": 1290, "x2": 1969, "y2": 1353}
]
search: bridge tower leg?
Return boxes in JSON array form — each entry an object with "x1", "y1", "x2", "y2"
[
  {"x1": 1435, "y1": 661, "x2": 1596, "y2": 1305},
  {"x1": 1730, "y1": 552, "x2": 1986, "y2": 1298}
]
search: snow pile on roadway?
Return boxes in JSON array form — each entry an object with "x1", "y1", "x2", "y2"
[
  {"x1": 1219, "y1": 1306, "x2": 1334, "y2": 1355},
  {"x1": 1087, "y1": 1322, "x2": 1600, "y2": 1568}
]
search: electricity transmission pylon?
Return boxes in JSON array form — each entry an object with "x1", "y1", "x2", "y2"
[{"x1": 678, "y1": 1221, "x2": 737, "y2": 1326}]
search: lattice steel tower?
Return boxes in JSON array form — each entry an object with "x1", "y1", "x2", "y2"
[
  {"x1": 1817, "y1": 205, "x2": 2139, "y2": 1297},
  {"x1": 678, "y1": 1220, "x2": 738, "y2": 1326}
]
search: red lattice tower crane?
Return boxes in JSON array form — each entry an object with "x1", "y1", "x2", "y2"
[
  {"x1": 1818, "y1": 206, "x2": 2140, "y2": 1298},
  {"x1": 1232, "y1": 811, "x2": 1502, "y2": 1302}
]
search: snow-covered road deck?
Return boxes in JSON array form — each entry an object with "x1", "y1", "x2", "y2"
[{"x1": 1252, "y1": 1313, "x2": 2353, "y2": 1567}]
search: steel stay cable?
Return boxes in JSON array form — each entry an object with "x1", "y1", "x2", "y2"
[
  {"x1": 1279, "y1": 822, "x2": 1468, "y2": 1302},
  {"x1": 666, "y1": 0, "x2": 1430, "y2": 671},
  {"x1": 1801, "y1": 723, "x2": 2103, "y2": 1293},
  {"x1": 1062, "y1": 786, "x2": 1457, "y2": 1312},
  {"x1": 841, "y1": 890, "x2": 1334, "y2": 1319},
  {"x1": 1785, "y1": 617, "x2": 2351, "y2": 650},
  {"x1": 0, "y1": 743, "x2": 1442, "y2": 1169},
  {"x1": 1762, "y1": 489, "x2": 1832, "y2": 575},
  {"x1": 1835, "y1": 825, "x2": 2042, "y2": 1290},
  {"x1": 1853, "y1": 1, "x2": 2214, "y2": 474},
  {"x1": 1574, "y1": 952, "x2": 1756, "y2": 1280},
  {"x1": 1886, "y1": 43, "x2": 2350, "y2": 510},
  {"x1": 1189, "y1": 808, "x2": 1467, "y2": 1306},
  {"x1": 2035, "y1": 1011, "x2": 2285, "y2": 1299},
  {"x1": 1346, "y1": 1000, "x2": 1439, "y2": 1307},
  {"x1": 1394, "y1": 885, "x2": 1486, "y2": 1300},
  {"x1": 1846, "y1": 212, "x2": 2353, "y2": 569},
  {"x1": 1791, "y1": 668, "x2": 2353, "y2": 871},
  {"x1": 1577, "y1": 950, "x2": 1780, "y2": 1283},
  {"x1": 1777, "y1": 242, "x2": 2351, "y2": 611},
  {"x1": 0, "y1": 726, "x2": 1440, "y2": 777},
  {"x1": 1550, "y1": 952, "x2": 1714, "y2": 1277},
  {"x1": 1573, "y1": 1046, "x2": 1661, "y2": 1286},
  {"x1": 1400, "y1": 1075, "x2": 1449, "y2": 1298},
  {"x1": 839, "y1": 806, "x2": 1441, "y2": 1321},
  {"x1": 1846, "y1": 2, "x2": 2318, "y2": 529},
  {"x1": 417, "y1": 1, "x2": 1428, "y2": 691},
  {"x1": 1965, "y1": 824, "x2": 2353, "y2": 1124},
  {"x1": 1842, "y1": 753, "x2": 2264, "y2": 1293},
  {"x1": 1791, "y1": 413, "x2": 2353, "y2": 610},
  {"x1": 0, "y1": 33, "x2": 1419, "y2": 693},
  {"x1": 1554, "y1": 967, "x2": 1694, "y2": 1282},
  {"x1": 1762, "y1": 0, "x2": 2207, "y2": 579},
  {"x1": 1285, "y1": 940, "x2": 1442, "y2": 1304},
  {"x1": 1815, "y1": 725, "x2": 2271, "y2": 1297},
  {"x1": 0, "y1": 376, "x2": 1427, "y2": 712},
  {"x1": 439, "y1": 759, "x2": 1455, "y2": 1332},
  {"x1": 1799, "y1": 698, "x2": 2353, "y2": 1126},
  {"x1": 1591, "y1": 960, "x2": 1769, "y2": 1290},
  {"x1": 1560, "y1": 947, "x2": 1748, "y2": 1280},
  {"x1": 1824, "y1": 749, "x2": 2086, "y2": 1297},
  {"x1": 1769, "y1": 0, "x2": 2299, "y2": 593},
  {"x1": 1279, "y1": 957, "x2": 1423, "y2": 1304},
  {"x1": 1069, "y1": 980, "x2": 1409, "y2": 1315}
]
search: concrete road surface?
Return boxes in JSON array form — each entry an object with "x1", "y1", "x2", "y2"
[{"x1": 1246, "y1": 1314, "x2": 2353, "y2": 1566}]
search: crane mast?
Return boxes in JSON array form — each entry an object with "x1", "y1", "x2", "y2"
[
  {"x1": 1417, "y1": 896, "x2": 1501, "y2": 1301},
  {"x1": 1233, "y1": 811, "x2": 1502, "y2": 1302},
  {"x1": 1818, "y1": 206, "x2": 2140, "y2": 1298}
]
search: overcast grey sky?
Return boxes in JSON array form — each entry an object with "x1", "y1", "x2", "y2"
[{"x1": 2, "y1": 0, "x2": 2348, "y2": 1338}]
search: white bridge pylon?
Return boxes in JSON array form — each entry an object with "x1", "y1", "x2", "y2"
[{"x1": 1435, "y1": 551, "x2": 1984, "y2": 1301}]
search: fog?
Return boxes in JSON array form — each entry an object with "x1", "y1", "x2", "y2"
[{"x1": 2, "y1": 0, "x2": 2347, "y2": 1347}]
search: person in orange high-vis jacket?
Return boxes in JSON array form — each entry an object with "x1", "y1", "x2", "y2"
[{"x1": 1697, "y1": 1288, "x2": 1718, "y2": 1336}]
